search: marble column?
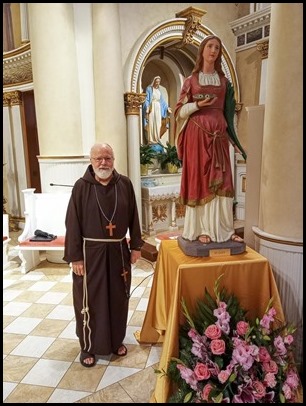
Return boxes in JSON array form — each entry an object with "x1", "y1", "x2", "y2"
[
  {"x1": 92, "y1": 4, "x2": 127, "y2": 176},
  {"x1": 254, "y1": 3, "x2": 303, "y2": 370}
]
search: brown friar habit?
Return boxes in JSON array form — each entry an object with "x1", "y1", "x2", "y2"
[{"x1": 63, "y1": 166, "x2": 143, "y2": 355}]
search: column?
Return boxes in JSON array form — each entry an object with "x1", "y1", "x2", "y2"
[
  {"x1": 244, "y1": 105, "x2": 265, "y2": 249},
  {"x1": 169, "y1": 196, "x2": 177, "y2": 230},
  {"x1": 20, "y1": 3, "x2": 30, "y2": 43},
  {"x1": 27, "y1": 4, "x2": 83, "y2": 156},
  {"x1": 3, "y1": 91, "x2": 28, "y2": 218},
  {"x1": 92, "y1": 4, "x2": 127, "y2": 176},
  {"x1": 255, "y1": 3, "x2": 303, "y2": 370},
  {"x1": 256, "y1": 40, "x2": 269, "y2": 104},
  {"x1": 124, "y1": 92, "x2": 146, "y2": 228}
]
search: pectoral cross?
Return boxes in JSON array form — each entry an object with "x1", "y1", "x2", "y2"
[
  {"x1": 106, "y1": 222, "x2": 116, "y2": 236},
  {"x1": 121, "y1": 268, "x2": 128, "y2": 282}
]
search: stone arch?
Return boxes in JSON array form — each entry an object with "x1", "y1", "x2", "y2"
[{"x1": 124, "y1": 18, "x2": 240, "y2": 100}]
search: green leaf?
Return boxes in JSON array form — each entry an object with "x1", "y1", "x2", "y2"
[
  {"x1": 204, "y1": 289, "x2": 218, "y2": 309},
  {"x1": 183, "y1": 392, "x2": 193, "y2": 403},
  {"x1": 229, "y1": 373, "x2": 237, "y2": 383},
  {"x1": 181, "y1": 298, "x2": 195, "y2": 329},
  {"x1": 279, "y1": 393, "x2": 286, "y2": 403},
  {"x1": 212, "y1": 392, "x2": 224, "y2": 403}
]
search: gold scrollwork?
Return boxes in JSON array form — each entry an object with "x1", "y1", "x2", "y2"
[
  {"x1": 3, "y1": 91, "x2": 22, "y2": 107},
  {"x1": 175, "y1": 7, "x2": 207, "y2": 48},
  {"x1": 152, "y1": 204, "x2": 168, "y2": 223},
  {"x1": 257, "y1": 40, "x2": 269, "y2": 60},
  {"x1": 176, "y1": 202, "x2": 186, "y2": 218},
  {"x1": 124, "y1": 92, "x2": 146, "y2": 115}
]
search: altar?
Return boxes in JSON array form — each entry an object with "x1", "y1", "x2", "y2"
[
  {"x1": 141, "y1": 173, "x2": 185, "y2": 235},
  {"x1": 137, "y1": 240, "x2": 284, "y2": 403}
]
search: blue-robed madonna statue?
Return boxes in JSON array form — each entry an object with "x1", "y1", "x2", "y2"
[{"x1": 142, "y1": 76, "x2": 172, "y2": 143}]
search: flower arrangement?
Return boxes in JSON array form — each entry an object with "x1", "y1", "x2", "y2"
[{"x1": 163, "y1": 275, "x2": 300, "y2": 403}]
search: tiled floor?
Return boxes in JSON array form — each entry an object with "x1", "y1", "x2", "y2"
[
  {"x1": 3, "y1": 231, "x2": 162, "y2": 403},
  {"x1": 4, "y1": 222, "x2": 246, "y2": 403}
]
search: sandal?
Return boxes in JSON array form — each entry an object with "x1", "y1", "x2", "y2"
[
  {"x1": 113, "y1": 344, "x2": 127, "y2": 357},
  {"x1": 231, "y1": 234, "x2": 244, "y2": 243},
  {"x1": 80, "y1": 351, "x2": 96, "y2": 368},
  {"x1": 198, "y1": 235, "x2": 211, "y2": 244}
]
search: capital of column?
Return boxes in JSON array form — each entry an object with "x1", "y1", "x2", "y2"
[
  {"x1": 257, "y1": 40, "x2": 269, "y2": 59},
  {"x1": 3, "y1": 91, "x2": 22, "y2": 107},
  {"x1": 124, "y1": 92, "x2": 146, "y2": 116}
]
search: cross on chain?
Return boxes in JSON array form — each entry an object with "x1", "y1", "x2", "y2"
[
  {"x1": 121, "y1": 268, "x2": 128, "y2": 282},
  {"x1": 106, "y1": 222, "x2": 116, "y2": 236}
]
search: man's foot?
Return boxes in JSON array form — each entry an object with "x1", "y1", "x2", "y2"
[
  {"x1": 231, "y1": 234, "x2": 244, "y2": 243},
  {"x1": 114, "y1": 344, "x2": 127, "y2": 357},
  {"x1": 198, "y1": 235, "x2": 211, "y2": 244},
  {"x1": 80, "y1": 351, "x2": 96, "y2": 367}
]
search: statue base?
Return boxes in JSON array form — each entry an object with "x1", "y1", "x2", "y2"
[{"x1": 177, "y1": 236, "x2": 246, "y2": 257}]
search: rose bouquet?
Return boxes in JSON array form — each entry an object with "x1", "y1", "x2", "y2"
[{"x1": 163, "y1": 275, "x2": 300, "y2": 403}]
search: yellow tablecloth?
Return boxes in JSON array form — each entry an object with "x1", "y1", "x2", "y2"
[{"x1": 138, "y1": 240, "x2": 284, "y2": 403}]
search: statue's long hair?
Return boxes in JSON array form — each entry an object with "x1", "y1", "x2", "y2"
[{"x1": 192, "y1": 35, "x2": 225, "y2": 77}]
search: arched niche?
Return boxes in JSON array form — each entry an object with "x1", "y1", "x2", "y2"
[{"x1": 124, "y1": 17, "x2": 240, "y2": 146}]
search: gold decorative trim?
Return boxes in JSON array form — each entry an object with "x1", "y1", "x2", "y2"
[
  {"x1": 256, "y1": 40, "x2": 269, "y2": 59},
  {"x1": 175, "y1": 7, "x2": 207, "y2": 48},
  {"x1": 253, "y1": 228, "x2": 303, "y2": 247},
  {"x1": 3, "y1": 91, "x2": 22, "y2": 107},
  {"x1": 152, "y1": 203, "x2": 168, "y2": 223},
  {"x1": 3, "y1": 43, "x2": 31, "y2": 58},
  {"x1": 3, "y1": 43, "x2": 33, "y2": 87},
  {"x1": 124, "y1": 92, "x2": 146, "y2": 115}
]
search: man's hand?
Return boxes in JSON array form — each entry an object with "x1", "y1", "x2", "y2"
[
  {"x1": 71, "y1": 260, "x2": 84, "y2": 276},
  {"x1": 130, "y1": 249, "x2": 141, "y2": 264}
]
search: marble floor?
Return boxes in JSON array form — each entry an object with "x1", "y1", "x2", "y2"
[{"x1": 3, "y1": 232, "x2": 161, "y2": 403}]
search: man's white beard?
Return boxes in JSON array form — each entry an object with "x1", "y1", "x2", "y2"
[{"x1": 94, "y1": 167, "x2": 113, "y2": 180}]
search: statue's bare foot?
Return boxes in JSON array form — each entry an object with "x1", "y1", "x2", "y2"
[
  {"x1": 231, "y1": 234, "x2": 244, "y2": 243},
  {"x1": 198, "y1": 235, "x2": 211, "y2": 244}
]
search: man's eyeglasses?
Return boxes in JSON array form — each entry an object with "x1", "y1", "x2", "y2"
[{"x1": 91, "y1": 157, "x2": 113, "y2": 164}]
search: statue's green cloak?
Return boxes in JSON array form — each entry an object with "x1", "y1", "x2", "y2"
[{"x1": 224, "y1": 81, "x2": 247, "y2": 161}]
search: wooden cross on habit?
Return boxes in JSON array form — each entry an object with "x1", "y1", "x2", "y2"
[
  {"x1": 121, "y1": 268, "x2": 128, "y2": 282},
  {"x1": 106, "y1": 222, "x2": 116, "y2": 236}
]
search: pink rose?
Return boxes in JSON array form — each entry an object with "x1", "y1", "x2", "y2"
[
  {"x1": 236, "y1": 321, "x2": 249, "y2": 336},
  {"x1": 218, "y1": 370, "x2": 230, "y2": 384},
  {"x1": 210, "y1": 339, "x2": 225, "y2": 355},
  {"x1": 252, "y1": 380, "x2": 266, "y2": 399},
  {"x1": 194, "y1": 362, "x2": 211, "y2": 380},
  {"x1": 205, "y1": 324, "x2": 222, "y2": 340},
  {"x1": 284, "y1": 334, "x2": 294, "y2": 345},
  {"x1": 258, "y1": 346, "x2": 271, "y2": 362},
  {"x1": 263, "y1": 360, "x2": 278, "y2": 374},
  {"x1": 264, "y1": 372, "x2": 277, "y2": 388},
  {"x1": 201, "y1": 383, "x2": 213, "y2": 401}
]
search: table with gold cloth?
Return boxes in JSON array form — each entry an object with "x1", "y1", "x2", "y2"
[{"x1": 137, "y1": 240, "x2": 285, "y2": 403}]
